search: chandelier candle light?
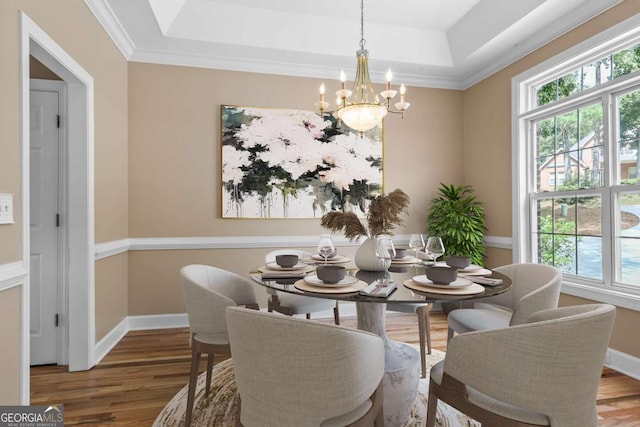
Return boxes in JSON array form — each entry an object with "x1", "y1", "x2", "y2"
[{"x1": 315, "y1": 0, "x2": 410, "y2": 135}]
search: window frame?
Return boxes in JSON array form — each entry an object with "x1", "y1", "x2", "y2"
[{"x1": 513, "y1": 13, "x2": 640, "y2": 311}]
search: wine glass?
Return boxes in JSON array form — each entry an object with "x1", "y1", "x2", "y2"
[
  {"x1": 408, "y1": 233, "x2": 425, "y2": 259},
  {"x1": 425, "y1": 237, "x2": 445, "y2": 264},
  {"x1": 317, "y1": 234, "x2": 335, "y2": 264},
  {"x1": 375, "y1": 236, "x2": 396, "y2": 285}
]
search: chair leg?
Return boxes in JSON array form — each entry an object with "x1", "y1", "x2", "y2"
[
  {"x1": 447, "y1": 326, "x2": 455, "y2": 342},
  {"x1": 426, "y1": 379, "x2": 438, "y2": 427},
  {"x1": 205, "y1": 353, "x2": 214, "y2": 395},
  {"x1": 333, "y1": 301, "x2": 340, "y2": 325},
  {"x1": 425, "y1": 306, "x2": 432, "y2": 354},
  {"x1": 185, "y1": 346, "x2": 201, "y2": 427},
  {"x1": 374, "y1": 405, "x2": 384, "y2": 427},
  {"x1": 417, "y1": 307, "x2": 428, "y2": 378},
  {"x1": 235, "y1": 395, "x2": 242, "y2": 427}
]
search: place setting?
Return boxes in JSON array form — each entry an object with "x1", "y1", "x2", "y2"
[
  {"x1": 390, "y1": 247, "x2": 422, "y2": 265},
  {"x1": 294, "y1": 265, "x2": 367, "y2": 294},
  {"x1": 437, "y1": 255, "x2": 492, "y2": 276},
  {"x1": 404, "y1": 264, "x2": 486, "y2": 296},
  {"x1": 403, "y1": 241, "x2": 487, "y2": 295},
  {"x1": 303, "y1": 234, "x2": 352, "y2": 264},
  {"x1": 419, "y1": 236, "x2": 492, "y2": 276},
  {"x1": 258, "y1": 254, "x2": 315, "y2": 280}
]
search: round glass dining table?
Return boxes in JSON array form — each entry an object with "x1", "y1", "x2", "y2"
[{"x1": 249, "y1": 263, "x2": 511, "y2": 427}]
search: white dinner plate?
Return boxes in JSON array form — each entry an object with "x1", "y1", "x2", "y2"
[
  {"x1": 436, "y1": 262, "x2": 483, "y2": 271},
  {"x1": 303, "y1": 274, "x2": 358, "y2": 288},
  {"x1": 457, "y1": 268, "x2": 492, "y2": 276},
  {"x1": 307, "y1": 256, "x2": 350, "y2": 264},
  {"x1": 311, "y1": 254, "x2": 345, "y2": 261},
  {"x1": 404, "y1": 280, "x2": 485, "y2": 296},
  {"x1": 412, "y1": 275, "x2": 473, "y2": 288},
  {"x1": 265, "y1": 261, "x2": 307, "y2": 271},
  {"x1": 391, "y1": 256, "x2": 421, "y2": 264}
]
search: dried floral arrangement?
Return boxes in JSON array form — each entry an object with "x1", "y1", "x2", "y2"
[{"x1": 320, "y1": 189, "x2": 410, "y2": 241}]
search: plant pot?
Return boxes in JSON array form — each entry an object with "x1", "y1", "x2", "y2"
[{"x1": 355, "y1": 237, "x2": 391, "y2": 272}]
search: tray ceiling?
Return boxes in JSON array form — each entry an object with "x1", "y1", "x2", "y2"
[{"x1": 86, "y1": 0, "x2": 622, "y2": 89}]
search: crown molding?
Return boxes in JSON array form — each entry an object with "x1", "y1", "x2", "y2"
[
  {"x1": 84, "y1": 0, "x2": 135, "y2": 59},
  {"x1": 128, "y1": 48, "x2": 466, "y2": 90},
  {"x1": 85, "y1": 0, "x2": 624, "y2": 90},
  {"x1": 461, "y1": 0, "x2": 624, "y2": 88}
]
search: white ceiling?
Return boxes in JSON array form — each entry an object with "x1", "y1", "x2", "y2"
[{"x1": 86, "y1": 0, "x2": 622, "y2": 89}]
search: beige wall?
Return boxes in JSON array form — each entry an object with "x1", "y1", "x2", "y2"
[
  {"x1": 95, "y1": 254, "x2": 128, "y2": 341},
  {"x1": 127, "y1": 63, "x2": 463, "y2": 239},
  {"x1": 463, "y1": 0, "x2": 640, "y2": 358},
  {"x1": 0, "y1": 0, "x2": 129, "y2": 400},
  {"x1": 30, "y1": 56, "x2": 61, "y2": 80},
  {"x1": 126, "y1": 63, "x2": 464, "y2": 314},
  {"x1": 0, "y1": 286, "x2": 21, "y2": 403},
  {"x1": 2, "y1": 0, "x2": 640, "y2": 405}
]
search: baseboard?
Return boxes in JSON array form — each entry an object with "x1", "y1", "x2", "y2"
[
  {"x1": 128, "y1": 313, "x2": 189, "y2": 330},
  {"x1": 92, "y1": 304, "x2": 357, "y2": 364},
  {"x1": 95, "y1": 303, "x2": 639, "y2": 383},
  {"x1": 606, "y1": 348, "x2": 640, "y2": 381},
  {"x1": 94, "y1": 317, "x2": 128, "y2": 365}
]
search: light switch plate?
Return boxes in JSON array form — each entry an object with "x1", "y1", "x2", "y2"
[{"x1": 0, "y1": 194, "x2": 14, "y2": 224}]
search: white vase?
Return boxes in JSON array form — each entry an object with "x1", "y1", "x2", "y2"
[{"x1": 355, "y1": 237, "x2": 391, "y2": 272}]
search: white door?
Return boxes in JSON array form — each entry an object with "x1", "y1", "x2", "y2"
[{"x1": 30, "y1": 89, "x2": 60, "y2": 365}]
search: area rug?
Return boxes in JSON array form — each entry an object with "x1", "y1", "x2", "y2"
[{"x1": 153, "y1": 349, "x2": 479, "y2": 426}]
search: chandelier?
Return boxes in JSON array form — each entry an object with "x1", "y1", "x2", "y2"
[{"x1": 315, "y1": 0, "x2": 410, "y2": 135}]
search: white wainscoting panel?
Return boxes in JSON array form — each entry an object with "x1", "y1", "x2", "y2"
[
  {"x1": 0, "y1": 261, "x2": 28, "y2": 292},
  {"x1": 93, "y1": 235, "x2": 513, "y2": 258}
]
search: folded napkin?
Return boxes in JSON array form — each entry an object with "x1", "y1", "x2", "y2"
[
  {"x1": 359, "y1": 282, "x2": 397, "y2": 297},
  {"x1": 261, "y1": 271, "x2": 307, "y2": 280},
  {"x1": 471, "y1": 277, "x2": 503, "y2": 286}
]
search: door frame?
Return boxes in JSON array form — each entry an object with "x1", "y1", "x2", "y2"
[
  {"x1": 30, "y1": 79, "x2": 69, "y2": 366},
  {"x1": 20, "y1": 12, "x2": 95, "y2": 404}
]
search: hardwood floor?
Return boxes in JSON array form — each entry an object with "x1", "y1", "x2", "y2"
[{"x1": 30, "y1": 311, "x2": 640, "y2": 426}]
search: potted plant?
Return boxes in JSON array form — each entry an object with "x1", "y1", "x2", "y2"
[
  {"x1": 426, "y1": 183, "x2": 486, "y2": 266},
  {"x1": 321, "y1": 189, "x2": 410, "y2": 271}
]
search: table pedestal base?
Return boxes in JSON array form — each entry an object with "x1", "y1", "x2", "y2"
[{"x1": 357, "y1": 302, "x2": 420, "y2": 427}]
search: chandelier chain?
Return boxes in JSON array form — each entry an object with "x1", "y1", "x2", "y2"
[{"x1": 359, "y1": 0, "x2": 366, "y2": 50}]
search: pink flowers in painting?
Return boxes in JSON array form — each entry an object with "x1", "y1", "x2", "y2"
[{"x1": 221, "y1": 106, "x2": 383, "y2": 218}]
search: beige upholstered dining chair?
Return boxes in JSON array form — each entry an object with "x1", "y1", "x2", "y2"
[
  {"x1": 226, "y1": 306, "x2": 385, "y2": 427},
  {"x1": 181, "y1": 264, "x2": 259, "y2": 427},
  {"x1": 427, "y1": 303, "x2": 616, "y2": 427},
  {"x1": 264, "y1": 249, "x2": 340, "y2": 324},
  {"x1": 447, "y1": 263, "x2": 562, "y2": 341}
]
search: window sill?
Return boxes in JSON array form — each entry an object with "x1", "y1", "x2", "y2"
[{"x1": 562, "y1": 280, "x2": 640, "y2": 312}]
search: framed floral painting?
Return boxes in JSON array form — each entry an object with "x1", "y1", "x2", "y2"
[{"x1": 221, "y1": 105, "x2": 383, "y2": 218}]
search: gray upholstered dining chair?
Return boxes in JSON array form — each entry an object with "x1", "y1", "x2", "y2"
[
  {"x1": 226, "y1": 306, "x2": 385, "y2": 427},
  {"x1": 181, "y1": 264, "x2": 259, "y2": 427},
  {"x1": 427, "y1": 303, "x2": 616, "y2": 427},
  {"x1": 264, "y1": 249, "x2": 340, "y2": 324},
  {"x1": 447, "y1": 263, "x2": 562, "y2": 341}
]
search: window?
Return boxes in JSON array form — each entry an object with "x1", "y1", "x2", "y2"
[{"x1": 514, "y1": 15, "x2": 640, "y2": 308}]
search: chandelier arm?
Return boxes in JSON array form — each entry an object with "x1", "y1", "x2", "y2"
[{"x1": 312, "y1": 0, "x2": 409, "y2": 133}]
